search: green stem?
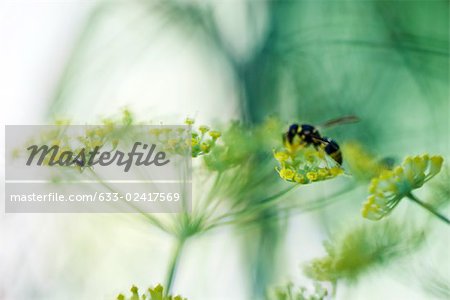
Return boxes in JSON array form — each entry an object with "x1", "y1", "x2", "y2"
[
  {"x1": 407, "y1": 193, "x2": 450, "y2": 225},
  {"x1": 332, "y1": 281, "x2": 337, "y2": 297},
  {"x1": 206, "y1": 185, "x2": 296, "y2": 227},
  {"x1": 164, "y1": 237, "x2": 186, "y2": 295},
  {"x1": 203, "y1": 184, "x2": 355, "y2": 231},
  {"x1": 87, "y1": 169, "x2": 169, "y2": 232}
]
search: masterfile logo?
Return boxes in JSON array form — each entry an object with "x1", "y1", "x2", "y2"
[{"x1": 26, "y1": 142, "x2": 170, "y2": 172}]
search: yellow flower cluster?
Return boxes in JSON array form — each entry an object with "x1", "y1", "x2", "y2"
[
  {"x1": 186, "y1": 118, "x2": 221, "y2": 158},
  {"x1": 148, "y1": 127, "x2": 191, "y2": 156},
  {"x1": 362, "y1": 155, "x2": 444, "y2": 220},
  {"x1": 15, "y1": 111, "x2": 134, "y2": 172},
  {"x1": 274, "y1": 144, "x2": 344, "y2": 185}
]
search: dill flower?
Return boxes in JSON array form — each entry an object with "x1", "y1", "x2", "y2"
[
  {"x1": 154, "y1": 132, "x2": 191, "y2": 157},
  {"x1": 274, "y1": 151, "x2": 289, "y2": 162},
  {"x1": 198, "y1": 125, "x2": 210, "y2": 134},
  {"x1": 117, "y1": 284, "x2": 187, "y2": 300},
  {"x1": 122, "y1": 109, "x2": 133, "y2": 125},
  {"x1": 304, "y1": 221, "x2": 424, "y2": 283},
  {"x1": 274, "y1": 145, "x2": 344, "y2": 185},
  {"x1": 362, "y1": 154, "x2": 444, "y2": 221},
  {"x1": 184, "y1": 117, "x2": 195, "y2": 125},
  {"x1": 202, "y1": 122, "x2": 270, "y2": 172},
  {"x1": 278, "y1": 168, "x2": 295, "y2": 180},
  {"x1": 208, "y1": 130, "x2": 221, "y2": 140},
  {"x1": 187, "y1": 119, "x2": 221, "y2": 158}
]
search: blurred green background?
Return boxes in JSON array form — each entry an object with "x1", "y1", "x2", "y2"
[{"x1": 48, "y1": 0, "x2": 448, "y2": 157}]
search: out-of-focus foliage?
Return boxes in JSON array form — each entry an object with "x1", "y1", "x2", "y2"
[
  {"x1": 362, "y1": 155, "x2": 444, "y2": 220},
  {"x1": 203, "y1": 117, "x2": 282, "y2": 172},
  {"x1": 47, "y1": 1, "x2": 449, "y2": 158},
  {"x1": 117, "y1": 284, "x2": 187, "y2": 300},
  {"x1": 199, "y1": 118, "x2": 287, "y2": 212},
  {"x1": 421, "y1": 272, "x2": 450, "y2": 300},
  {"x1": 304, "y1": 220, "x2": 425, "y2": 283},
  {"x1": 428, "y1": 167, "x2": 450, "y2": 209},
  {"x1": 341, "y1": 142, "x2": 391, "y2": 182},
  {"x1": 269, "y1": 282, "x2": 328, "y2": 300}
]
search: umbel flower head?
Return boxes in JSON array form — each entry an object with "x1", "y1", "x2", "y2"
[
  {"x1": 304, "y1": 220, "x2": 424, "y2": 283},
  {"x1": 116, "y1": 284, "x2": 187, "y2": 300},
  {"x1": 274, "y1": 144, "x2": 344, "y2": 185},
  {"x1": 14, "y1": 110, "x2": 134, "y2": 172},
  {"x1": 185, "y1": 118, "x2": 221, "y2": 158},
  {"x1": 362, "y1": 154, "x2": 444, "y2": 221}
]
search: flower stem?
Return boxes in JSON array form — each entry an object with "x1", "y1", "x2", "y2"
[
  {"x1": 164, "y1": 237, "x2": 186, "y2": 295},
  {"x1": 87, "y1": 168, "x2": 168, "y2": 232},
  {"x1": 407, "y1": 193, "x2": 450, "y2": 225},
  {"x1": 206, "y1": 185, "x2": 297, "y2": 228},
  {"x1": 331, "y1": 281, "x2": 338, "y2": 297}
]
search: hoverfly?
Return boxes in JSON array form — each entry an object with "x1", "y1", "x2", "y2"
[{"x1": 283, "y1": 116, "x2": 359, "y2": 165}]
